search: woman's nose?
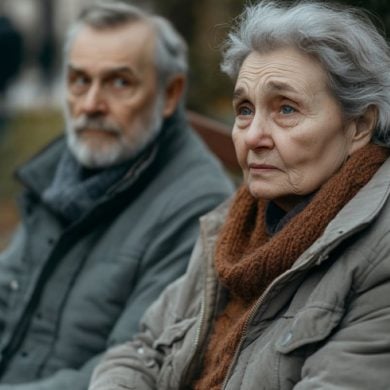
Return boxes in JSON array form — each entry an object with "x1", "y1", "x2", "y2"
[{"x1": 244, "y1": 115, "x2": 274, "y2": 149}]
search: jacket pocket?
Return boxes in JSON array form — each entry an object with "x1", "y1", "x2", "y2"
[
  {"x1": 154, "y1": 317, "x2": 196, "y2": 353},
  {"x1": 154, "y1": 317, "x2": 197, "y2": 389},
  {"x1": 275, "y1": 305, "x2": 344, "y2": 354}
]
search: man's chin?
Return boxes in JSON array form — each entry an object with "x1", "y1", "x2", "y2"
[{"x1": 70, "y1": 141, "x2": 124, "y2": 169}]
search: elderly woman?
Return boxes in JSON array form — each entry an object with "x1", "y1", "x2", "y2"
[{"x1": 89, "y1": 1, "x2": 390, "y2": 389}]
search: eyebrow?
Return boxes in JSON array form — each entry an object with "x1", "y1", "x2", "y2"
[
  {"x1": 233, "y1": 87, "x2": 246, "y2": 102},
  {"x1": 266, "y1": 80, "x2": 299, "y2": 94},
  {"x1": 233, "y1": 81, "x2": 300, "y2": 101}
]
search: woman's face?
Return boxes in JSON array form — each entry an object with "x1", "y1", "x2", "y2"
[{"x1": 233, "y1": 47, "x2": 361, "y2": 211}]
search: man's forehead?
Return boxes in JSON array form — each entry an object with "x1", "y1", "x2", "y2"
[
  {"x1": 68, "y1": 23, "x2": 156, "y2": 76},
  {"x1": 70, "y1": 22, "x2": 156, "y2": 58}
]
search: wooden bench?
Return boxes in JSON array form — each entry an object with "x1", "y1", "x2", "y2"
[{"x1": 187, "y1": 110, "x2": 241, "y2": 175}]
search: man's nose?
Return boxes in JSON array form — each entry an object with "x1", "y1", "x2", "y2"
[{"x1": 81, "y1": 83, "x2": 108, "y2": 115}]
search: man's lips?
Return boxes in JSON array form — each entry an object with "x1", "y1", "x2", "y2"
[{"x1": 77, "y1": 128, "x2": 119, "y2": 136}]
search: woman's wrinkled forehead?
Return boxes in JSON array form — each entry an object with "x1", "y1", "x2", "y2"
[{"x1": 235, "y1": 48, "x2": 331, "y2": 102}]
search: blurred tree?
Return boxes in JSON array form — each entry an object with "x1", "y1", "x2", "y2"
[
  {"x1": 38, "y1": 0, "x2": 56, "y2": 85},
  {"x1": 0, "y1": 16, "x2": 23, "y2": 95},
  {"x1": 0, "y1": 14, "x2": 24, "y2": 132}
]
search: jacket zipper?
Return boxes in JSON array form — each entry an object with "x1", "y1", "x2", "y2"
[
  {"x1": 221, "y1": 283, "x2": 270, "y2": 389},
  {"x1": 220, "y1": 250, "x2": 326, "y2": 389}
]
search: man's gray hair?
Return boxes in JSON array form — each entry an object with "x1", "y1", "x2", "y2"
[
  {"x1": 64, "y1": 1, "x2": 188, "y2": 89},
  {"x1": 221, "y1": 0, "x2": 390, "y2": 144}
]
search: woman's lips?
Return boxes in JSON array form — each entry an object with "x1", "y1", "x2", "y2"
[{"x1": 248, "y1": 163, "x2": 278, "y2": 171}]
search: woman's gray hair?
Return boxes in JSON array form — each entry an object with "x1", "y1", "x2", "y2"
[
  {"x1": 221, "y1": 0, "x2": 390, "y2": 144},
  {"x1": 64, "y1": 1, "x2": 188, "y2": 89}
]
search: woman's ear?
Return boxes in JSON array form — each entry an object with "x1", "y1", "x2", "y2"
[
  {"x1": 162, "y1": 75, "x2": 185, "y2": 118},
  {"x1": 348, "y1": 105, "x2": 377, "y2": 155}
]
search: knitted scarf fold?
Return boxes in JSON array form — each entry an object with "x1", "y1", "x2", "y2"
[{"x1": 194, "y1": 144, "x2": 389, "y2": 390}]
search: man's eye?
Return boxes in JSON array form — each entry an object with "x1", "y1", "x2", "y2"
[
  {"x1": 70, "y1": 76, "x2": 87, "y2": 86},
  {"x1": 74, "y1": 76, "x2": 88, "y2": 85},
  {"x1": 280, "y1": 105, "x2": 296, "y2": 115},
  {"x1": 69, "y1": 75, "x2": 89, "y2": 93},
  {"x1": 112, "y1": 77, "x2": 129, "y2": 89}
]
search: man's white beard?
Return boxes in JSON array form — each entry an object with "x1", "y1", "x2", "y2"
[{"x1": 64, "y1": 94, "x2": 165, "y2": 168}]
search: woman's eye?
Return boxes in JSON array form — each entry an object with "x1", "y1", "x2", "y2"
[
  {"x1": 237, "y1": 106, "x2": 253, "y2": 116},
  {"x1": 280, "y1": 105, "x2": 296, "y2": 115}
]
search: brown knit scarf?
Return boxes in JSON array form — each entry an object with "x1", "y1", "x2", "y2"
[{"x1": 194, "y1": 144, "x2": 389, "y2": 390}]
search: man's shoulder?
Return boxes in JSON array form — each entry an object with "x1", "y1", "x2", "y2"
[
  {"x1": 156, "y1": 127, "x2": 233, "y2": 199},
  {"x1": 15, "y1": 136, "x2": 65, "y2": 194}
]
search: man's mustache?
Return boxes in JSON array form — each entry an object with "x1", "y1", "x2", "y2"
[{"x1": 73, "y1": 116, "x2": 122, "y2": 135}]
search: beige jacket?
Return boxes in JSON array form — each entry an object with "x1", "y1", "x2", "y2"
[{"x1": 90, "y1": 158, "x2": 390, "y2": 390}]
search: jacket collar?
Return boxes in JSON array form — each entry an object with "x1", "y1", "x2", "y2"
[{"x1": 297, "y1": 157, "x2": 390, "y2": 267}]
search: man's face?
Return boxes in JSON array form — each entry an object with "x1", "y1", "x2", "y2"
[{"x1": 65, "y1": 22, "x2": 164, "y2": 168}]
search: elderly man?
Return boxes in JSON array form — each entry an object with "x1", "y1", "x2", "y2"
[{"x1": 0, "y1": 2, "x2": 233, "y2": 389}]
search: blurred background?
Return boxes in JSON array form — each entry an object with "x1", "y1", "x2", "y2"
[{"x1": 1, "y1": 0, "x2": 389, "y2": 248}]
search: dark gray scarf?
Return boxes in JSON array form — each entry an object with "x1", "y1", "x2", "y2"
[{"x1": 42, "y1": 149, "x2": 132, "y2": 223}]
